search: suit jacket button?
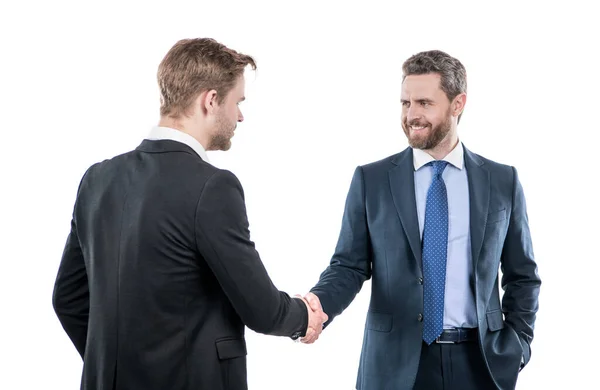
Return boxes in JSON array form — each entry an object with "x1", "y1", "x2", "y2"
[
  {"x1": 417, "y1": 313, "x2": 423, "y2": 322},
  {"x1": 418, "y1": 277, "x2": 423, "y2": 285}
]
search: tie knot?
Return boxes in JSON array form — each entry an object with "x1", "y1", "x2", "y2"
[{"x1": 431, "y1": 160, "x2": 448, "y2": 176}]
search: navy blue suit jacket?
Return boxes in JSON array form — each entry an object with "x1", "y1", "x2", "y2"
[{"x1": 311, "y1": 145, "x2": 540, "y2": 390}]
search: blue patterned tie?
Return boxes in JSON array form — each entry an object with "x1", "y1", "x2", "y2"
[{"x1": 422, "y1": 160, "x2": 449, "y2": 345}]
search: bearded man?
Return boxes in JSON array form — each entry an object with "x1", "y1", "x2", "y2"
[{"x1": 301, "y1": 50, "x2": 541, "y2": 390}]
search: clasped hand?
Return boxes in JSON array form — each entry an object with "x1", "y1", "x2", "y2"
[{"x1": 295, "y1": 292, "x2": 327, "y2": 344}]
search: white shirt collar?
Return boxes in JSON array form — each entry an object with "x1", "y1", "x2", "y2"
[
  {"x1": 412, "y1": 141, "x2": 464, "y2": 171},
  {"x1": 146, "y1": 126, "x2": 210, "y2": 163}
]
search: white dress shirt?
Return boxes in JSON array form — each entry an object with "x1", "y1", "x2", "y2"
[{"x1": 146, "y1": 126, "x2": 210, "y2": 163}]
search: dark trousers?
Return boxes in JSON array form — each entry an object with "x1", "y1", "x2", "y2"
[{"x1": 413, "y1": 341, "x2": 497, "y2": 390}]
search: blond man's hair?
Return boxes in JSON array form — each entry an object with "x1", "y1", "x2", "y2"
[{"x1": 158, "y1": 38, "x2": 256, "y2": 118}]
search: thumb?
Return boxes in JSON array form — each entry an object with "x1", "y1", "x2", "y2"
[
  {"x1": 311, "y1": 300, "x2": 321, "y2": 312},
  {"x1": 305, "y1": 293, "x2": 321, "y2": 311}
]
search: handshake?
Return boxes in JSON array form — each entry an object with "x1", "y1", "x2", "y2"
[{"x1": 295, "y1": 292, "x2": 328, "y2": 344}]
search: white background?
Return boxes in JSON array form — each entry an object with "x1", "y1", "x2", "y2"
[{"x1": 1, "y1": 0, "x2": 598, "y2": 389}]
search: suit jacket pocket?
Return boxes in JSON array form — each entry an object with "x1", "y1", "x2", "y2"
[
  {"x1": 486, "y1": 208, "x2": 507, "y2": 224},
  {"x1": 486, "y1": 309, "x2": 505, "y2": 331},
  {"x1": 366, "y1": 311, "x2": 392, "y2": 332},
  {"x1": 216, "y1": 337, "x2": 247, "y2": 360},
  {"x1": 216, "y1": 338, "x2": 248, "y2": 390}
]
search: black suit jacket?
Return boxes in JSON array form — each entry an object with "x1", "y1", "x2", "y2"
[
  {"x1": 311, "y1": 145, "x2": 541, "y2": 390},
  {"x1": 53, "y1": 139, "x2": 308, "y2": 390}
]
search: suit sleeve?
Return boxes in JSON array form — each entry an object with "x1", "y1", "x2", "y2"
[
  {"x1": 500, "y1": 166, "x2": 541, "y2": 366},
  {"x1": 194, "y1": 170, "x2": 308, "y2": 337},
  {"x1": 310, "y1": 166, "x2": 372, "y2": 327},
  {"x1": 52, "y1": 170, "x2": 92, "y2": 359}
]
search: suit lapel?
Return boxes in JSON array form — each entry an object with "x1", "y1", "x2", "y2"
[
  {"x1": 388, "y1": 148, "x2": 422, "y2": 266},
  {"x1": 464, "y1": 145, "x2": 490, "y2": 270}
]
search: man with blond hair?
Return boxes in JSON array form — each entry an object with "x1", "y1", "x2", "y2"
[{"x1": 52, "y1": 38, "x2": 327, "y2": 390}]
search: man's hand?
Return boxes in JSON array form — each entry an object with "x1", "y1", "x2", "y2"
[{"x1": 295, "y1": 293, "x2": 327, "y2": 344}]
